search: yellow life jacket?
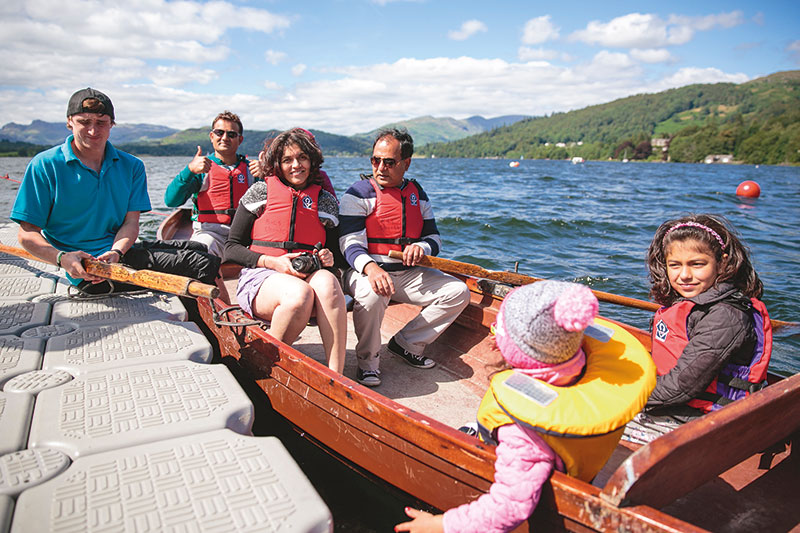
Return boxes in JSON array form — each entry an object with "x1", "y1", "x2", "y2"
[{"x1": 477, "y1": 317, "x2": 656, "y2": 481}]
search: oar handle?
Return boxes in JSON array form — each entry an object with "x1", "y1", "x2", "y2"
[
  {"x1": 388, "y1": 251, "x2": 797, "y2": 330},
  {"x1": 0, "y1": 244, "x2": 218, "y2": 299}
]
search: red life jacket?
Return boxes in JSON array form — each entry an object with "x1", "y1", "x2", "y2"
[
  {"x1": 651, "y1": 297, "x2": 772, "y2": 412},
  {"x1": 364, "y1": 179, "x2": 424, "y2": 255},
  {"x1": 196, "y1": 159, "x2": 250, "y2": 224},
  {"x1": 250, "y1": 175, "x2": 326, "y2": 256}
]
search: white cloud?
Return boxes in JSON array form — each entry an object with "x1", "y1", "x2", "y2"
[
  {"x1": 265, "y1": 50, "x2": 288, "y2": 65},
  {"x1": 521, "y1": 15, "x2": 559, "y2": 45},
  {"x1": 0, "y1": 0, "x2": 291, "y2": 87},
  {"x1": 788, "y1": 40, "x2": 800, "y2": 64},
  {"x1": 630, "y1": 48, "x2": 675, "y2": 64},
  {"x1": 570, "y1": 11, "x2": 743, "y2": 49},
  {"x1": 151, "y1": 65, "x2": 218, "y2": 87},
  {"x1": 448, "y1": 20, "x2": 487, "y2": 41},
  {"x1": 653, "y1": 67, "x2": 749, "y2": 91},
  {"x1": 291, "y1": 64, "x2": 307, "y2": 77},
  {"x1": 517, "y1": 47, "x2": 572, "y2": 62},
  {"x1": 0, "y1": 56, "x2": 753, "y2": 135}
]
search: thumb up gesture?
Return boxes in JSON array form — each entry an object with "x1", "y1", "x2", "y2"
[{"x1": 188, "y1": 146, "x2": 212, "y2": 174}]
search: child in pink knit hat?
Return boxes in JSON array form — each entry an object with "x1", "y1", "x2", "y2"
[{"x1": 396, "y1": 280, "x2": 599, "y2": 533}]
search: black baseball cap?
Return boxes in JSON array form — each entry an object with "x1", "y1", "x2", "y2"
[{"x1": 66, "y1": 88, "x2": 115, "y2": 121}]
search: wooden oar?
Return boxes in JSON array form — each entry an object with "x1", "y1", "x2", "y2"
[
  {"x1": 0, "y1": 244, "x2": 218, "y2": 299},
  {"x1": 388, "y1": 251, "x2": 797, "y2": 330}
]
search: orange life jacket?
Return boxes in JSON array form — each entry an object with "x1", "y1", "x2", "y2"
[
  {"x1": 250, "y1": 175, "x2": 326, "y2": 256},
  {"x1": 196, "y1": 159, "x2": 250, "y2": 224},
  {"x1": 364, "y1": 179, "x2": 424, "y2": 255},
  {"x1": 651, "y1": 297, "x2": 772, "y2": 412}
]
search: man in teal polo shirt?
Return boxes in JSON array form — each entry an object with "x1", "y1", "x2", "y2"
[
  {"x1": 11, "y1": 87, "x2": 220, "y2": 293},
  {"x1": 164, "y1": 110, "x2": 262, "y2": 258}
]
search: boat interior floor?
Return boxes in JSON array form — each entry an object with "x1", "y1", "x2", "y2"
[{"x1": 220, "y1": 276, "x2": 491, "y2": 430}]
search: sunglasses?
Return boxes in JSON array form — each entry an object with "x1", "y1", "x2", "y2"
[
  {"x1": 211, "y1": 129, "x2": 240, "y2": 139},
  {"x1": 370, "y1": 156, "x2": 400, "y2": 169}
]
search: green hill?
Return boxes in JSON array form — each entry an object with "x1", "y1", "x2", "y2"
[
  {"x1": 117, "y1": 128, "x2": 371, "y2": 157},
  {"x1": 354, "y1": 114, "x2": 528, "y2": 147},
  {"x1": 419, "y1": 71, "x2": 800, "y2": 165}
]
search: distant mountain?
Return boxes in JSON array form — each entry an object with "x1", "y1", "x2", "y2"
[
  {"x1": 354, "y1": 114, "x2": 530, "y2": 147},
  {"x1": 0, "y1": 119, "x2": 177, "y2": 147},
  {"x1": 114, "y1": 127, "x2": 370, "y2": 157},
  {"x1": 464, "y1": 115, "x2": 530, "y2": 131},
  {"x1": 1, "y1": 113, "x2": 527, "y2": 157},
  {"x1": 419, "y1": 70, "x2": 800, "y2": 165}
]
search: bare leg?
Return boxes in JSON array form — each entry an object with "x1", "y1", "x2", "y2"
[
  {"x1": 307, "y1": 270, "x2": 347, "y2": 373},
  {"x1": 250, "y1": 273, "x2": 314, "y2": 344}
]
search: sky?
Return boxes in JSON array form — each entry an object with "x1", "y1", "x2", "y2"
[{"x1": 1, "y1": 0, "x2": 798, "y2": 136}]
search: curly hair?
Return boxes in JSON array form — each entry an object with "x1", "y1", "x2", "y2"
[
  {"x1": 260, "y1": 128, "x2": 324, "y2": 186},
  {"x1": 646, "y1": 214, "x2": 763, "y2": 306}
]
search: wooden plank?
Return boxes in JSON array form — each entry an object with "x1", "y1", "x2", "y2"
[{"x1": 600, "y1": 373, "x2": 800, "y2": 508}]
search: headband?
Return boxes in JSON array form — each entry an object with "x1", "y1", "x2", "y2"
[{"x1": 664, "y1": 221, "x2": 725, "y2": 249}]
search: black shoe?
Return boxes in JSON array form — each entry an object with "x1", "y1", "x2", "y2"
[
  {"x1": 458, "y1": 423, "x2": 479, "y2": 437},
  {"x1": 387, "y1": 337, "x2": 435, "y2": 369},
  {"x1": 356, "y1": 368, "x2": 381, "y2": 387}
]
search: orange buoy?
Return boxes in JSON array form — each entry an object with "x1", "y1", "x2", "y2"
[
  {"x1": 509, "y1": 161, "x2": 520, "y2": 168},
  {"x1": 736, "y1": 181, "x2": 761, "y2": 198}
]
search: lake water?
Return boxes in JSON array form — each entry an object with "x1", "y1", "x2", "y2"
[
  {"x1": 2, "y1": 155, "x2": 797, "y2": 373},
  {"x1": 1, "y1": 154, "x2": 798, "y2": 530}
]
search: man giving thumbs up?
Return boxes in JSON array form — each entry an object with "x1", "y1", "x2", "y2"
[{"x1": 164, "y1": 110, "x2": 263, "y2": 257}]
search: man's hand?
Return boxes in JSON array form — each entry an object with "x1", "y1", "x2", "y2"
[
  {"x1": 249, "y1": 157, "x2": 265, "y2": 179},
  {"x1": 188, "y1": 146, "x2": 212, "y2": 174},
  {"x1": 61, "y1": 251, "x2": 105, "y2": 283},
  {"x1": 402, "y1": 244, "x2": 425, "y2": 266},
  {"x1": 364, "y1": 261, "x2": 394, "y2": 297},
  {"x1": 96, "y1": 249, "x2": 122, "y2": 264}
]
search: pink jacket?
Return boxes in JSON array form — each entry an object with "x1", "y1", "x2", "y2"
[{"x1": 442, "y1": 352, "x2": 586, "y2": 533}]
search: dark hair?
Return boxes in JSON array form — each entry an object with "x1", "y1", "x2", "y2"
[
  {"x1": 373, "y1": 127, "x2": 414, "y2": 159},
  {"x1": 646, "y1": 213, "x2": 763, "y2": 306},
  {"x1": 261, "y1": 128, "x2": 324, "y2": 186},
  {"x1": 212, "y1": 110, "x2": 243, "y2": 134}
]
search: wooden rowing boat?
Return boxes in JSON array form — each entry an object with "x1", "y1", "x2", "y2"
[{"x1": 159, "y1": 207, "x2": 800, "y2": 532}]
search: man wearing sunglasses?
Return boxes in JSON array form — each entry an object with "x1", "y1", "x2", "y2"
[
  {"x1": 164, "y1": 110, "x2": 262, "y2": 257},
  {"x1": 339, "y1": 128, "x2": 470, "y2": 387}
]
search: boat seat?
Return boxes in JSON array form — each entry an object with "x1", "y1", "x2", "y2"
[{"x1": 600, "y1": 373, "x2": 800, "y2": 509}]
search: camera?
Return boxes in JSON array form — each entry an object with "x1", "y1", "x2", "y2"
[
  {"x1": 291, "y1": 252, "x2": 322, "y2": 274},
  {"x1": 291, "y1": 243, "x2": 323, "y2": 274}
]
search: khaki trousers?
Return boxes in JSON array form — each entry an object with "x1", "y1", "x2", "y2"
[{"x1": 345, "y1": 266, "x2": 470, "y2": 371}]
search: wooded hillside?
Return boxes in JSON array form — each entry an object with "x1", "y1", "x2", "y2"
[{"x1": 419, "y1": 71, "x2": 800, "y2": 165}]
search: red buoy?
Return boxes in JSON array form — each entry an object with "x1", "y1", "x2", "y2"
[{"x1": 736, "y1": 181, "x2": 760, "y2": 198}]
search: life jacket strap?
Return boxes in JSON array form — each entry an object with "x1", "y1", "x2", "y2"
[
  {"x1": 367, "y1": 237, "x2": 416, "y2": 245},
  {"x1": 251, "y1": 240, "x2": 316, "y2": 251}
]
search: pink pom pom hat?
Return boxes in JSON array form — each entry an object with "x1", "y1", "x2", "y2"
[{"x1": 494, "y1": 280, "x2": 599, "y2": 369}]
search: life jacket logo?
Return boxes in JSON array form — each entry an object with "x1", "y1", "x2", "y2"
[
  {"x1": 655, "y1": 319, "x2": 669, "y2": 342},
  {"x1": 302, "y1": 196, "x2": 314, "y2": 209},
  {"x1": 237, "y1": 174, "x2": 246, "y2": 184},
  {"x1": 409, "y1": 193, "x2": 418, "y2": 206}
]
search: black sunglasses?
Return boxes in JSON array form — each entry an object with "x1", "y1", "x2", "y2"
[
  {"x1": 211, "y1": 129, "x2": 240, "y2": 139},
  {"x1": 370, "y1": 156, "x2": 399, "y2": 169}
]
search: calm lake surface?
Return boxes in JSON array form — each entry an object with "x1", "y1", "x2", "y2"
[{"x1": 1, "y1": 154, "x2": 798, "y2": 530}]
